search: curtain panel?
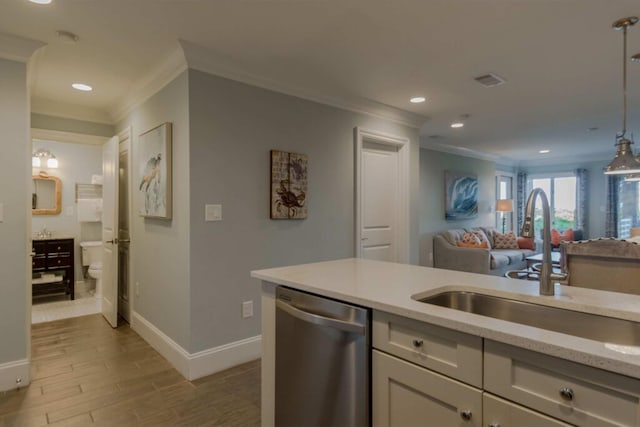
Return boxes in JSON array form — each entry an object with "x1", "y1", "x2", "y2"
[
  {"x1": 516, "y1": 172, "x2": 527, "y2": 232},
  {"x1": 605, "y1": 175, "x2": 621, "y2": 238},
  {"x1": 575, "y1": 168, "x2": 588, "y2": 236}
]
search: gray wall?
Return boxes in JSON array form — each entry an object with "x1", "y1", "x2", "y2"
[
  {"x1": 31, "y1": 113, "x2": 114, "y2": 137},
  {"x1": 518, "y1": 159, "x2": 608, "y2": 239},
  {"x1": 32, "y1": 139, "x2": 103, "y2": 282},
  {"x1": 419, "y1": 148, "x2": 496, "y2": 266},
  {"x1": 116, "y1": 71, "x2": 191, "y2": 349},
  {"x1": 188, "y1": 69, "x2": 419, "y2": 352},
  {"x1": 0, "y1": 58, "x2": 29, "y2": 364}
]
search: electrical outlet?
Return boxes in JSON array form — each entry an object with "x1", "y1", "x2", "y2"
[
  {"x1": 242, "y1": 300, "x2": 253, "y2": 319},
  {"x1": 135, "y1": 282, "x2": 140, "y2": 297}
]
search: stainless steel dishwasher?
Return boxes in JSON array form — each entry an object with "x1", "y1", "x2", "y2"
[{"x1": 275, "y1": 286, "x2": 370, "y2": 427}]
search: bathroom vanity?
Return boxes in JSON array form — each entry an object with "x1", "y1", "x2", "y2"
[
  {"x1": 32, "y1": 237, "x2": 75, "y2": 300},
  {"x1": 253, "y1": 258, "x2": 640, "y2": 427}
]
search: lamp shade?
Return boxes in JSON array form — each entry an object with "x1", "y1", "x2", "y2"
[
  {"x1": 604, "y1": 139, "x2": 640, "y2": 174},
  {"x1": 495, "y1": 199, "x2": 513, "y2": 212}
]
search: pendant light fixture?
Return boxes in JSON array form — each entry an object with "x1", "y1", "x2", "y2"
[{"x1": 605, "y1": 17, "x2": 640, "y2": 175}]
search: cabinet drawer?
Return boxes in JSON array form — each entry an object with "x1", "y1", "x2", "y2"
[
  {"x1": 32, "y1": 241, "x2": 46, "y2": 255},
  {"x1": 32, "y1": 256, "x2": 46, "y2": 271},
  {"x1": 46, "y1": 255, "x2": 72, "y2": 269},
  {"x1": 46, "y1": 240, "x2": 72, "y2": 254},
  {"x1": 373, "y1": 311, "x2": 482, "y2": 387},
  {"x1": 484, "y1": 340, "x2": 640, "y2": 427},
  {"x1": 483, "y1": 393, "x2": 574, "y2": 427},
  {"x1": 373, "y1": 350, "x2": 482, "y2": 427}
]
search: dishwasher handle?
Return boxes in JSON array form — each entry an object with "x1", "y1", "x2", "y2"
[{"x1": 276, "y1": 299, "x2": 366, "y2": 335}]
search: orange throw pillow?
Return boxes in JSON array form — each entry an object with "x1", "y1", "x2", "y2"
[
  {"x1": 517, "y1": 237, "x2": 535, "y2": 250},
  {"x1": 551, "y1": 228, "x2": 574, "y2": 247},
  {"x1": 457, "y1": 241, "x2": 489, "y2": 249}
]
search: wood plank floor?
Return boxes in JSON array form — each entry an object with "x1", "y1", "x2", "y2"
[{"x1": 0, "y1": 315, "x2": 261, "y2": 427}]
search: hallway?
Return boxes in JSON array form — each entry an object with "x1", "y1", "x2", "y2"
[{"x1": 0, "y1": 315, "x2": 260, "y2": 426}]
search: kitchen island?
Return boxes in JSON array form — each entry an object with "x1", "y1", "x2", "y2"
[{"x1": 252, "y1": 258, "x2": 640, "y2": 427}]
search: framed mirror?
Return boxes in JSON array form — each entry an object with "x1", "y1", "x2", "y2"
[{"x1": 32, "y1": 172, "x2": 62, "y2": 215}]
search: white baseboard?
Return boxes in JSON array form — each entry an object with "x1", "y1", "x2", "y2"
[
  {"x1": 189, "y1": 334, "x2": 261, "y2": 380},
  {"x1": 131, "y1": 311, "x2": 261, "y2": 381},
  {"x1": 0, "y1": 359, "x2": 30, "y2": 392}
]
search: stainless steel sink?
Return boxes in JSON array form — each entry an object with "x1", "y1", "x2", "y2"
[{"x1": 417, "y1": 291, "x2": 640, "y2": 346}]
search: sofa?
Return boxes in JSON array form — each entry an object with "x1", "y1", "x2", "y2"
[{"x1": 433, "y1": 227, "x2": 538, "y2": 277}]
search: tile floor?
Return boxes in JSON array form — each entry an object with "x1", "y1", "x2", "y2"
[
  {"x1": 32, "y1": 296, "x2": 101, "y2": 324},
  {"x1": 0, "y1": 314, "x2": 261, "y2": 427}
]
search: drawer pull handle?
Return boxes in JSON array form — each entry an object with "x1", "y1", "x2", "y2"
[
  {"x1": 412, "y1": 339, "x2": 423, "y2": 348},
  {"x1": 559, "y1": 387, "x2": 574, "y2": 401},
  {"x1": 460, "y1": 410, "x2": 472, "y2": 421}
]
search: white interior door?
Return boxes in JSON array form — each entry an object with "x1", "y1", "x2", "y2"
[
  {"x1": 360, "y1": 141, "x2": 399, "y2": 262},
  {"x1": 102, "y1": 136, "x2": 119, "y2": 328},
  {"x1": 355, "y1": 128, "x2": 410, "y2": 263}
]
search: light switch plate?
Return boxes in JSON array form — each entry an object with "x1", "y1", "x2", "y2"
[{"x1": 205, "y1": 204, "x2": 222, "y2": 222}]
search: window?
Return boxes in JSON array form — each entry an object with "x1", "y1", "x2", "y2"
[
  {"x1": 528, "y1": 173, "x2": 577, "y2": 232},
  {"x1": 495, "y1": 174, "x2": 514, "y2": 232}
]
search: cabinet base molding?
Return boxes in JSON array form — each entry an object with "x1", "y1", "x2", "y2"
[{"x1": 0, "y1": 358, "x2": 30, "y2": 392}]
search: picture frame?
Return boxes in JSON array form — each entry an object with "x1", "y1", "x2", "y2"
[
  {"x1": 270, "y1": 150, "x2": 307, "y2": 219},
  {"x1": 138, "y1": 122, "x2": 172, "y2": 219},
  {"x1": 445, "y1": 171, "x2": 478, "y2": 220}
]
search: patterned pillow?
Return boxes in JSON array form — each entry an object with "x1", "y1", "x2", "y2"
[
  {"x1": 470, "y1": 229, "x2": 491, "y2": 249},
  {"x1": 493, "y1": 231, "x2": 519, "y2": 249},
  {"x1": 460, "y1": 232, "x2": 481, "y2": 245}
]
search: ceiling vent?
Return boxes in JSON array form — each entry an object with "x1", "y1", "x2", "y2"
[{"x1": 474, "y1": 73, "x2": 506, "y2": 87}]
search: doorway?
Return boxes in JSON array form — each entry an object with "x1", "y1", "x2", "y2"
[
  {"x1": 29, "y1": 131, "x2": 107, "y2": 324},
  {"x1": 354, "y1": 128, "x2": 410, "y2": 263},
  {"x1": 117, "y1": 129, "x2": 132, "y2": 323}
]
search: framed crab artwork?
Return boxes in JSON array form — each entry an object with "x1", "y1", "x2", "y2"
[{"x1": 270, "y1": 150, "x2": 307, "y2": 219}]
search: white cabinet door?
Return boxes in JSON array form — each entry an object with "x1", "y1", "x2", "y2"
[
  {"x1": 373, "y1": 350, "x2": 481, "y2": 427},
  {"x1": 484, "y1": 393, "x2": 574, "y2": 427}
]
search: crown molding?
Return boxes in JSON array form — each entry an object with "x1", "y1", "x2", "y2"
[
  {"x1": 420, "y1": 139, "x2": 510, "y2": 163},
  {"x1": 179, "y1": 39, "x2": 427, "y2": 129},
  {"x1": 109, "y1": 46, "x2": 188, "y2": 123},
  {"x1": 31, "y1": 98, "x2": 113, "y2": 124},
  {"x1": 0, "y1": 32, "x2": 45, "y2": 63},
  {"x1": 516, "y1": 150, "x2": 610, "y2": 168},
  {"x1": 31, "y1": 128, "x2": 109, "y2": 146}
]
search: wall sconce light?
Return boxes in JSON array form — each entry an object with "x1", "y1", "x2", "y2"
[{"x1": 32, "y1": 149, "x2": 58, "y2": 169}]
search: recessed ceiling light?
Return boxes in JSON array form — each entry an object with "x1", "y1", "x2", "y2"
[
  {"x1": 410, "y1": 96, "x2": 426, "y2": 104},
  {"x1": 450, "y1": 122, "x2": 464, "y2": 128},
  {"x1": 72, "y1": 83, "x2": 92, "y2": 92},
  {"x1": 539, "y1": 149, "x2": 550, "y2": 154},
  {"x1": 56, "y1": 30, "x2": 79, "y2": 44},
  {"x1": 29, "y1": 0, "x2": 52, "y2": 4}
]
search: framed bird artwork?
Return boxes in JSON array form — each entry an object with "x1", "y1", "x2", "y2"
[
  {"x1": 138, "y1": 122, "x2": 172, "y2": 219},
  {"x1": 270, "y1": 150, "x2": 307, "y2": 219}
]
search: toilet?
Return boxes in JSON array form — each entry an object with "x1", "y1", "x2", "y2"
[{"x1": 80, "y1": 241, "x2": 103, "y2": 297}]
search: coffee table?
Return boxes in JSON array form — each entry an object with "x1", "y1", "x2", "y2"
[{"x1": 525, "y1": 252, "x2": 561, "y2": 269}]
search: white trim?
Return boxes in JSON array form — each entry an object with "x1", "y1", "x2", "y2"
[
  {"x1": 0, "y1": 359, "x2": 30, "y2": 392},
  {"x1": 31, "y1": 98, "x2": 114, "y2": 124},
  {"x1": 421, "y1": 140, "x2": 508, "y2": 163},
  {"x1": 355, "y1": 128, "x2": 410, "y2": 263},
  {"x1": 180, "y1": 39, "x2": 426, "y2": 129},
  {"x1": 31, "y1": 128, "x2": 110, "y2": 146},
  {"x1": 0, "y1": 32, "x2": 45, "y2": 63},
  {"x1": 189, "y1": 335, "x2": 262, "y2": 380},
  {"x1": 110, "y1": 47, "x2": 187, "y2": 123},
  {"x1": 131, "y1": 311, "x2": 261, "y2": 381}
]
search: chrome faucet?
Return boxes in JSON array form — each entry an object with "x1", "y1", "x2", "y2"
[{"x1": 521, "y1": 188, "x2": 567, "y2": 296}]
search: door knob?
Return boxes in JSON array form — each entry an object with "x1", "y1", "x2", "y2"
[{"x1": 105, "y1": 238, "x2": 118, "y2": 244}]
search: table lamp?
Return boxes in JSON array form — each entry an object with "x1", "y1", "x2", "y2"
[{"x1": 496, "y1": 199, "x2": 514, "y2": 234}]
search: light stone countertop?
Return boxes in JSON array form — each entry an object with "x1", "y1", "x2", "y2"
[{"x1": 252, "y1": 258, "x2": 640, "y2": 380}]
